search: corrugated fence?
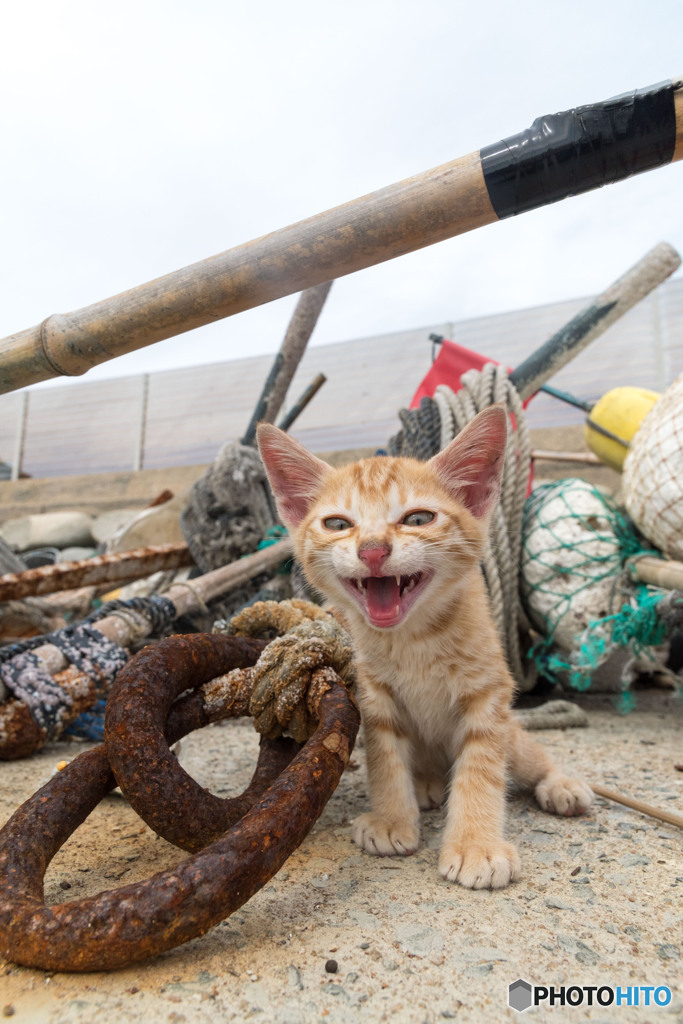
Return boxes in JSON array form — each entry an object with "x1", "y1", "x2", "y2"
[{"x1": 1, "y1": 278, "x2": 681, "y2": 478}]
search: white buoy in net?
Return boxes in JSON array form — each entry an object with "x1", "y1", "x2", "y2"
[
  {"x1": 623, "y1": 373, "x2": 683, "y2": 559},
  {"x1": 520, "y1": 479, "x2": 624, "y2": 652}
]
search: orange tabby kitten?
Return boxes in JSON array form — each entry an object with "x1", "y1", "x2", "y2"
[{"x1": 257, "y1": 408, "x2": 593, "y2": 889}]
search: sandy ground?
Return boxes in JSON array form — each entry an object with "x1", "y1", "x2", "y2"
[{"x1": 0, "y1": 689, "x2": 681, "y2": 1024}]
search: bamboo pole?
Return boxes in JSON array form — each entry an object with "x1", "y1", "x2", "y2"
[
  {"x1": 1, "y1": 77, "x2": 681, "y2": 395},
  {"x1": 0, "y1": 152, "x2": 495, "y2": 394}
]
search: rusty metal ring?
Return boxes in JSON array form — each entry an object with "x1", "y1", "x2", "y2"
[
  {"x1": 105, "y1": 634, "x2": 291, "y2": 852},
  {"x1": 0, "y1": 637, "x2": 359, "y2": 972}
]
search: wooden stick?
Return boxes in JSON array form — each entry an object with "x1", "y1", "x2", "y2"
[
  {"x1": 242, "y1": 283, "x2": 332, "y2": 446},
  {"x1": 630, "y1": 555, "x2": 683, "y2": 591},
  {"x1": 164, "y1": 538, "x2": 293, "y2": 615},
  {"x1": 510, "y1": 243, "x2": 680, "y2": 401},
  {"x1": 1, "y1": 77, "x2": 681, "y2": 395},
  {"x1": 591, "y1": 782, "x2": 683, "y2": 830},
  {"x1": 531, "y1": 449, "x2": 602, "y2": 465},
  {"x1": 278, "y1": 372, "x2": 327, "y2": 432}
]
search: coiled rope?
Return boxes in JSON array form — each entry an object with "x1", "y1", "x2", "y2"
[{"x1": 387, "y1": 364, "x2": 532, "y2": 687}]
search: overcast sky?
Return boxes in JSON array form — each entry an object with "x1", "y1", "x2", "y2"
[{"x1": 2, "y1": 0, "x2": 683, "y2": 390}]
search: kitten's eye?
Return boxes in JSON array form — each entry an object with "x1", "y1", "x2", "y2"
[
  {"x1": 401, "y1": 510, "x2": 435, "y2": 527},
  {"x1": 323, "y1": 516, "x2": 353, "y2": 531}
]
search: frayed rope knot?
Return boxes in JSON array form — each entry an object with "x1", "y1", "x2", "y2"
[{"x1": 217, "y1": 599, "x2": 357, "y2": 743}]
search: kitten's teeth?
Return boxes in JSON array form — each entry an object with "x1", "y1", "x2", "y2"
[{"x1": 395, "y1": 575, "x2": 401, "y2": 587}]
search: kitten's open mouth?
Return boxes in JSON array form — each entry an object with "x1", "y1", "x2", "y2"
[{"x1": 341, "y1": 571, "x2": 433, "y2": 628}]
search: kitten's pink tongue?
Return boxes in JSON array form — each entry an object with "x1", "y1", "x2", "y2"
[{"x1": 365, "y1": 576, "x2": 401, "y2": 624}]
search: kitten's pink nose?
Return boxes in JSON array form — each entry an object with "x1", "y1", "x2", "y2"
[{"x1": 358, "y1": 544, "x2": 391, "y2": 574}]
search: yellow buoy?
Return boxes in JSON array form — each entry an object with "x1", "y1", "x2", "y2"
[{"x1": 585, "y1": 386, "x2": 660, "y2": 471}]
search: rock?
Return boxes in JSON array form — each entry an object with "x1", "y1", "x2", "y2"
[
  {"x1": 0, "y1": 512, "x2": 95, "y2": 552},
  {"x1": 545, "y1": 897, "x2": 575, "y2": 911},
  {"x1": 394, "y1": 922, "x2": 444, "y2": 958},
  {"x1": 657, "y1": 944, "x2": 680, "y2": 960}
]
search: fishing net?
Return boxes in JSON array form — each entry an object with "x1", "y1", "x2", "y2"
[{"x1": 520, "y1": 478, "x2": 678, "y2": 699}]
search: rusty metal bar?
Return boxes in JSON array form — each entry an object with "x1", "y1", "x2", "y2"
[
  {"x1": 0, "y1": 542, "x2": 194, "y2": 601},
  {"x1": 1, "y1": 76, "x2": 680, "y2": 396}
]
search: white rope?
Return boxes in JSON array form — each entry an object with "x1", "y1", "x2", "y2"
[{"x1": 434, "y1": 364, "x2": 533, "y2": 688}]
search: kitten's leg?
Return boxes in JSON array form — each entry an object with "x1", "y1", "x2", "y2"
[
  {"x1": 439, "y1": 690, "x2": 520, "y2": 889},
  {"x1": 353, "y1": 678, "x2": 419, "y2": 857},
  {"x1": 507, "y1": 719, "x2": 594, "y2": 816}
]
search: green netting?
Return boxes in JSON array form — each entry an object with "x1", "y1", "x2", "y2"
[{"x1": 520, "y1": 478, "x2": 667, "y2": 697}]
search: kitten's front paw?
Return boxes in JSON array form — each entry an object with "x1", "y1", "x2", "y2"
[
  {"x1": 438, "y1": 841, "x2": 521, "y2": 889},
  {"x1": 536, "y1": 774, "x2": 594, "y2": 817},
  {"x1": 353, "y1": 813, "x2": 419, "y2": 857}
]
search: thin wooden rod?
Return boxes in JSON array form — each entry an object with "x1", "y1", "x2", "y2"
[{"x1": 591, "y1": 782, "x2": 683, "y2": 830}]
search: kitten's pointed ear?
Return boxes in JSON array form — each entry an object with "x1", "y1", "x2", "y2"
[
  {"x1": 257, "y1": 424, "x2": 331, "y2": 529},
  {"x1": 428, "y1": 405, "x2": 508, "y2": 520}
]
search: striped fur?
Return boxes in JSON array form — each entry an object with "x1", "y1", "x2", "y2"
[{"x1": 258, "y1": 410, "x2": 593, "y2": 889}]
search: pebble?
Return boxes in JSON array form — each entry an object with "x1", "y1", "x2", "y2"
[
  {"x1": 59, "y1": 880, "x2": 72, "y2": 890},
  {"x1": 2, "y1": 1007, "x2": 15, "y2": 1018},
  {"x1": 657, "y1": 944, "x2": 680, "y2": 961},
  {"x1": 325, "y1": 959, "x2": 338, "y2": 974},
  {"x1": 545, "y1": 897, "x2": 574, "y2": 911},
  {"x1": 287, "y1": 966, "x2": 303, "y2": 990}
]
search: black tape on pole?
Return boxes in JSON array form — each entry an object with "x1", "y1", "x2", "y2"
[{"x1": 481, "y1": 80, "x2": 678, "y2": 219}]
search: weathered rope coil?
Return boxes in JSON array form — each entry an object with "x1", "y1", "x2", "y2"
[
  {"x1": 0, "y1": 596, "x2": 177, "y2": 758},
  {"x1": 387, "y1": 365, "x2": 532, "y2": 687}
]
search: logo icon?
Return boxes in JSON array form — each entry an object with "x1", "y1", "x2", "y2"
[{"x1": 509, "y1": 979, "x2": 533, "y2": 1012}]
